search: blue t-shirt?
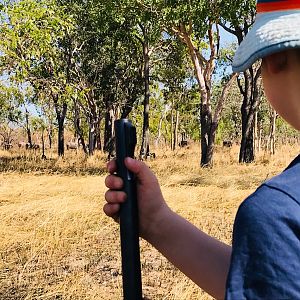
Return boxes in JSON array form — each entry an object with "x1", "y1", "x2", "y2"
[{"x1": 225, "y1": 155, "x2": 300, "y2": 299}]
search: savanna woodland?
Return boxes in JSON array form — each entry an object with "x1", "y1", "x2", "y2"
[{"x1": 0, "y1": 0, "x2": 299, "y2": 300}]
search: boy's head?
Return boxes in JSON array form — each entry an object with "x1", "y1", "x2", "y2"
[
  {"x1": 262, "y1": 49, "x2": 300, "y2": 130},
  {"x1": 233, "y1": 0, "x2": 300, "y2": 130},
  {"x1": 232, "y1": 0, "x2": 300, "y2": 73}
]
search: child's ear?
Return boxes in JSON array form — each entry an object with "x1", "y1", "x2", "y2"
[{"x1": 262, "y1": 52, "x2": 288, "y2": 74}]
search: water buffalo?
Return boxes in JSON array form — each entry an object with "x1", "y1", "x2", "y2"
[
  {"x1": 18, "y1": 142, "x2": 42, "y2": 150},
  {"x1": 66, "y1": 142, "x2": 78, "y2": 150},
  {"x1": 179, "y1": 140, "x2": 188, "y2": 147},
  {"x1": 2, "y1": 142, "x2": 13, "y2": 150},
  {"x1": 32, "y1": 144, "x2": 42, "y2": 150},
  {"x1": 18, "y1": 141, "x2": 30, "y2": 149}
]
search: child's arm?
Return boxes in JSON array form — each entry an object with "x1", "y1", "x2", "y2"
[{"x1": 104, "y1": 158, "x2": 231, "y2": 299}]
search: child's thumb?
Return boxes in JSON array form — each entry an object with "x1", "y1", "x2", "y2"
[{"x1": 124, "y1": 157, "x2": 153, "y2": 182}]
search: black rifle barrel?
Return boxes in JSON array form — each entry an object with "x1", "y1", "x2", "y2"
[{"x1": 115, "y1": 119, "x2": 142, "y2": 300}]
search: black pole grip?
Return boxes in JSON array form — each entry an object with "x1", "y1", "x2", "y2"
[{"x1": 114, "y1": 119, "x2": 142, "y2": 300}]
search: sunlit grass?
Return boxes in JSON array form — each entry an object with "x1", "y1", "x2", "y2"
[{"x1": 0, "y1": 143, "x2": 299, "y2": 299}]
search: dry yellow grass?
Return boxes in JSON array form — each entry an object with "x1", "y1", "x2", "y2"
[{"x1": 0, "y1": 143, "x2": 299, "y2": 299}]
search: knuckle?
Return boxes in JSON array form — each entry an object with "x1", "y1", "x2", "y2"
[
  {"x1": 105, "y1": 175, "x2": 123, "y2": 189},
  {"x1": 118, "y1": 191, "x2": 126, "y2": 202},
  {"x1": 105, "y1": 190, "x2": 125, "y2": 203},
  {"x1": 107, "y1": 191, "x2": 117, "y2": 202}
]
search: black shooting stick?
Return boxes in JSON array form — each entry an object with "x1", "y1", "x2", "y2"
[{"x1": 115, "y1": 119, "x2": 143, "y2": 300}]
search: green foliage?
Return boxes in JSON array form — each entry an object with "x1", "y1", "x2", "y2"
[
  {"x1": 217, "y1": 0, "x2": 256, "y2": 27},
  {"x1": 0, "y1": 83, "x2": 23, "y2": 123},
  {"x1": 0, "y1": 0, "x2": 298, "y2": 154},
  {"x1": 213, "y1": 79, "x2": 242, "y2": 142},
  {"x1": 276, "y1": 116, "x2": 299, "y2": 139},
  {"x1": 0, "y1": 0, "x2": 74, "y2": 80}
]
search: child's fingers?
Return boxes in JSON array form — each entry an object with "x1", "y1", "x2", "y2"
[
  {"x1": 107, "y1": 160, "x2": 117, "y2": 174},
  {"x1": 125, "y1": 157, "x2": 156, "y2": 184},
  {"x1": 105, "y1": 190, "x2": 126, "y2": 203},
  {"x1": 124, "y1": 157, "x2": 143, "y2": 175},
  {"x1": 103, "y1": 203, "x2": 120, "y2": 219},
  {"x1": 105, "y1": 175, "x2": 123, "y2": 189}
]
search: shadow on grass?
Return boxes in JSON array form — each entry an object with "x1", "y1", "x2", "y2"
[
  {"x1": 170, "y1": 173, "x2": 265, "y2": 190},
  {"x1": 0, "y1": 156, "x2": 107, "y2": 176}
]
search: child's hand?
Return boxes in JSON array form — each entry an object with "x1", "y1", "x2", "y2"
[{"x1": 103, "y1": 157, "x2": 170, "y2": 240}]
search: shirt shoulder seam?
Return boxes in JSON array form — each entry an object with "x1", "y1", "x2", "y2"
[{"x1": 261, "y1": 182, "x2": 300, "y2": 206}]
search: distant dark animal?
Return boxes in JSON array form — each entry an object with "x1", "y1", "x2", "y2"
[
  {"x1": 18, "y1": 141, "x2": 28, "y2": 148},
  {"x1": 147, "y1": 152, "x2": 156, "y2": 160},
  {"x1": 223, "y1": 140, "x2": 233, "y2": 147},
  {"x1": 139, "y1": 144, "x2": 156, "y2": 160},
  {"x1": 18, "y1": 142, "x2": 42, "y2": 150},
  {"x1": 66, "y1": 142, "x2": 78, "y2": 150},
  {"x1": 2, "y1": 142, "x2": 13, "y2": 150},
  {"x1": 139, "y1": 151, "x2": 156, "y2": 161},
  {"x1": 18, "y1": 141, "x2": 32, "y2": 149},
  {"x1": 32, "y1": 144, "x2": 42, "y2": 150},
  {"x1": 179, "y1": 140, "x2": 188, "y2": 147}
]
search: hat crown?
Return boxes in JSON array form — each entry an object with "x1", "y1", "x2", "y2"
[{"x1": 257, "y1": 0, "x2": 300, "y2": 13}]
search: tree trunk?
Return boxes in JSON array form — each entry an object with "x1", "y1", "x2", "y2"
[
  {"x1": 238, "y1": 68, "x2": 261, "y2": 163},
  {"x1": 25, "y1": 106, "x2": 32, "y2": 148},
  {"x1": 140, "y1": 33, "x2": 150, "y2": 159},
  {"x1": 258, "y1": 124, "x2": 262, "y2": 153},
  {"x1": 88, "y1": 120, "x2": 95, "y2": 156},
  {"x1": 253, "y1": 111, "x2": 260, "y2": 154},
  {"x1": 173, "y1": 24, "x2": 213, "y2": 167},
  {"x1": 240, "y1": 98, "x2": 255, "y2": 163},
  {"x1": 53, "y1": 94, "x2": 67, "y2": 157},
  {"x1": 219, "y1": 19, "x2": 260, "y2": 163},
  {"x1": 204, "y1": 74, "x2": 238, "y2": 166},
  {"x1": 268, "y1": 109, "x2": 277, "y2": 155},
  {"x1": 73, "y1": 99, "x2": 88, "y2": 154},
  {"x1": 74, "y1": 108, "x2": 88, "y2": 155},
  {"x1": 86, "y1": 91, "x2": 99, "y2": 156},
  {"x1": 171, "y1": 105, "x2": 174, "y2": 150},
  {"x1": 155, "y1": 110, "x2": 165, "y2": 148},
  {"x1": 173, "y1": 110, "x2": 179, "y2": 150},
  {"x1": 95, "y1": 117, "x2": 102, "y2": 151},
  {"x1": 48, "y1": 125, "x2": 53, "y2": 149},
  {"x1": 104, "y1": 101, "x2": 117, "y2": 159},
  {"x1": 58, "y1": 118, "x2": 65, "y2": 156},
  {"x1": 41, "y1": 130, "x2": 46, "y2": 159},
  {"x1": 200, "y1": 103, "x2": 213, "y2": 166}
]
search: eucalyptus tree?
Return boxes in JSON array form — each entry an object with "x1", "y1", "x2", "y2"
[
  {"x1": 218, "y1": 0, "x2": 261, "y2": 163},
  {"x1": 0, "y1": 123, "x2": 15, "y2": 147},
  {"x1": 116, "y1": 0, "x2": 165, "y2": 158},
  {"x1": 0, "y1": 83, "x2": 23, "y2": 124},
  {"x1": 154, "y1": 37, "x2": 198, "y2": 149},
  {"x1": 57, "y1": 0, "x2": 111, "y2": 155},
  {"x1": 153, "y1": 0, "x2": 237, "y2": 166},
  {"x1": 55, "y1": 0, "x2": 144, "y2": 156},
  {"x1": 99, "y1": 29, "x2": 144, "y2": 156},
  {"x1": 0, "y1": 82, "x2": 37, "y2": 147},
  {"x1": 0, "y1": 0, "x2": 75, "y2": 156}
]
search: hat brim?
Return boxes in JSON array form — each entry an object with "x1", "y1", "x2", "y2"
[{"x1": 232, "y1": 10, "x2": 300, "y2": 73}]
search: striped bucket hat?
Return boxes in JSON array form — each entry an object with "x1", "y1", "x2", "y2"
[{"x1": 232, "y1": 0, "x2": 300, "y2": 72}]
